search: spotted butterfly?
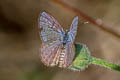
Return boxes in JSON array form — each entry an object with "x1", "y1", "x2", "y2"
[{"x1": 39, "y1": 12, "x2": 78, "y2": 68}]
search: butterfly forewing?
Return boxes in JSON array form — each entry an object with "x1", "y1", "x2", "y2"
[
  {"x1": 39, "y1": 12, "x2": 64, "y2": 33},
  {"x1": 68, "y1": 16, "x2": 78, "y2": 43},
  {"x1": 39, "y1": 12, "x2": 64, "y2": 44}
]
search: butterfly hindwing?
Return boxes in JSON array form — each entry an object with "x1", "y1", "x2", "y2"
[{"x1": 40, "y1": 43, "x2": 62, "y2": 66}]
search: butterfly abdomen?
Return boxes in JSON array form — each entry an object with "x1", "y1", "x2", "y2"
[{"x1": 58, "y1": 49, "x2": 66, "y2": 67}]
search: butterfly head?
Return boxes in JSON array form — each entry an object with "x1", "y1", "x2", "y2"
[{"x1": 65, "y1": 30, "x2": 69, "y2": 34}]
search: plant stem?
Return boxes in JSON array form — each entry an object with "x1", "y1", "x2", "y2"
[{"x1": 90, "y1": 57, "x2": 120, "y2": 71}]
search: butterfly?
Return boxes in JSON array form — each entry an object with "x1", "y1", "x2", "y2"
[{"x1": 38, "y1": 12, "x2": 78, "y2": 68}]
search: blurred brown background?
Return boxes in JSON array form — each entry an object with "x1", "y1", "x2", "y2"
[{"x1": 0, "y1": 0, "x2": 120, "y2": 80}]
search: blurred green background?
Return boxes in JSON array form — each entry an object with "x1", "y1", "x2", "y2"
[{"x1": 0, "y1": 0, "x2": 120, "y2": 80}]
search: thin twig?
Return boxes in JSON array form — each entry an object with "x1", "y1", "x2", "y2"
[{"x1": 52, "y1": 0, "x2": 120, "y2": 39}]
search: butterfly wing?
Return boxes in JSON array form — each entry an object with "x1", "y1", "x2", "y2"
[
  {"x1": 59, "y1": 16, "x2": 78, "y2": 67},
  {"x1": 68, "y1": 16, "x2": 78, "y2": 43},
  {"x1": 39, "y1": 12, "x2": 64, "y2": 66}
]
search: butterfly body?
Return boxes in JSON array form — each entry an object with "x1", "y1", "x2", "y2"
[
  {"x1": 39, "y1": 12, "x2": 78, "y2": 68},
  {"x1": 62, "y1": 33, "x2": 68, "y2": 44}
]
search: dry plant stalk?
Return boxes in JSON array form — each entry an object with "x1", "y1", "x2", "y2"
[{"x1": 52, "y1": 0, "x2": 120, "y2": 39}]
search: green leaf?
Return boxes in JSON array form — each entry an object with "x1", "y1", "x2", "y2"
[{"x1": 69, "y1": 43, "x2": 91, "y2": 71}]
